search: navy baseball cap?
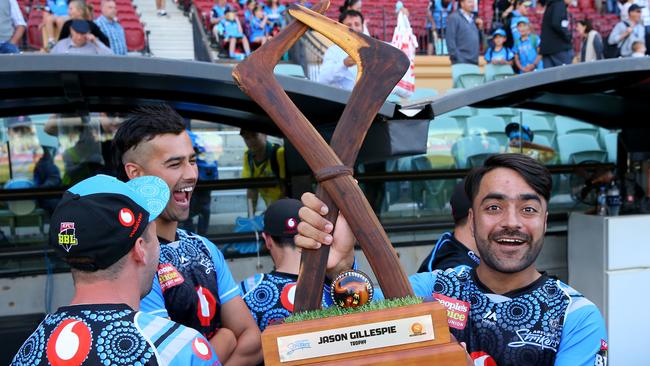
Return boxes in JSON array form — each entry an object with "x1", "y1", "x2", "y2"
[
  {"x1": 70, "y1": 19, "x2": 90, "y2": 34},
  {"x1": 450, "y1": 180, "x2": 471, "y2": 222},
  {"x1": 629, "y1": 4, "x2": 643, "y2": 13},
  {"x1": 263, "y1": 198, "x2": 302, "y2": 239},
  {"x1": 49, "y1": 174, "x2": 169, "y2": 271}
]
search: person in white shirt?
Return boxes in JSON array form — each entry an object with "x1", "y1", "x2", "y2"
[
  {"x1": 0, "y1": 0, "x2": 26, "y2": 54},
  {"x1": 317, "y1": 9, "x2": 364, "y2": 91},
  {"x1": 50, "y1": 19, "x2": 113, "y2": 55}
]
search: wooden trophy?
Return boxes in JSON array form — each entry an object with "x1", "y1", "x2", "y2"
[{"x1": 232, "y1": 2, "x2": 467, "y2": 364}]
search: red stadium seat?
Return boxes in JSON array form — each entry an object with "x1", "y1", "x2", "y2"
[
  {"x1": 124, "y1": 26, "x2": 145, "y2": 51},
  {"x1": 26, "y1": 9, "x2": 44, "y2": 49}
]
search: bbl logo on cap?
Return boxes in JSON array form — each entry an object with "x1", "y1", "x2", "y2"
[{"x1": 58, "y1": 222, "x2": 78, "y2": 252}]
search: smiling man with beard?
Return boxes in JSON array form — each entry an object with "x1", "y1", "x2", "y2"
[
  {"x1": 113, "y1": 105, "x2": 262, "y2": 366},
  {"x1": 295, "y1": 153, "x2": 607, "y2": 366}
]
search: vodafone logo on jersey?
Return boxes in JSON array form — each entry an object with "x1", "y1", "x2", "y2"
[
  {"x1": 470, "y1": 351, "x2": 497, "y2": 366},
  {"x1": 192, "y1": 337, "x2": 213, "y2": 361},
  {"x1": 119, "y1": 208, "x2": 135, "y2": 227},
  {"x1": 46, "y1": 319, "x2": 92, "y2": 366},
  {"x1": 196, "y1": 286, "x2": 217, "y2": 327},
  {"x1": 280, "y1": 283, "x2": 297, "y2": 312}
]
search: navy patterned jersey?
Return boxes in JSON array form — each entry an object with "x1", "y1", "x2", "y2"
[
  {"x1": 11, "y1": 304, "x2": 220, "y2": 365},
  {"x1": 141, "y1": 230, "x2": 239, "y2": 340},
  {"x1": 240, "y1": 271, "x2": 330, "y2": 331},
  {"x1": 378, "y1": 269, "x2": 608, "y2": 366}
]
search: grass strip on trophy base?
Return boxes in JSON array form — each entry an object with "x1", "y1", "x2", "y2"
[{"x1": 284, "y1": 296, "x2": 423, "y2": 324}]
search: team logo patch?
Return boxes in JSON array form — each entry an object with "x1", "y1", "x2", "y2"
[
  {"x1": 158, "y1": 263, "x2": 185, "y2": 292},
  {"x1": 196, "y1": 286, "x2": 217, "y2": 327},
  {"x1": 410, "y1": 322, "x2": 425, "y2": 336},
  {"x1": 192, "y1": 337, "x2": 213, "y2": 361},
  {"x1": 434, "y1": 293, "x2": 470, "y2": 330},
  {"x1": 280, "y1": 283, "x2": 296, "y2": 312},
  {"x1": 470, "y1": 351, "x2": 497, "y2": 366},
  {"x1": 58, "y1": 222, "x2": 78, "y2": 252},
  {"x1": 285, "y1": 217, "x2": 298, "y2": 234},
  {"x1": 119, "y1": 208, "x2": 135, "y2": 227},
  {"x1": 46, "y1": 319, "x2": 92, "y2": 366}
]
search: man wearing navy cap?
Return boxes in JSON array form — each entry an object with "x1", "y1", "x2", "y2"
[
  {"x1": 11, "y1": 174, "x2": 221, "y2": 365},
  {"x1": 240, "y1": 198, "x2": 330, "y2": 331},
  {"x1": 51, "y1": 19, "x2": 113, "y2": 55},
  {"x1": 417, "y1": 180, "x2": 479, "y2": 275}
]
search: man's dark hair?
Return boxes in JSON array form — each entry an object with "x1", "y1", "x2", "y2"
[
  {"x1": 112, "y1": 104, "x2": 186, "y2": 180},
  {"x1": 577, "y1": 19, "x2": 593, "y2": 33},
  {"x1": 270, "y1": 235, "x2": 296, "y2": 248},
  {"x1": 339, "y1": 9, "x2": 364, "y2": 25},
  {"x1": 464, "y1": 153, "x2": 552, "y2": 204}
]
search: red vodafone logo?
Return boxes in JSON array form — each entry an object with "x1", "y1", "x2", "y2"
[
  {"x1": 280, "y1": 283, "x2": 296, "y2": 312},
  {"x1": 46, "y1": 319, "x2": 92, "y2": 366},
  {"x1": 118, "y1": 208, "x2": 135, "y2": 227},
  {"x1": 470, "y1": 351, "x2": 497, "y2": 366},
  {"x1": 196, "y1": 286, "x2": 217, "y2": 327},
  {"x1": 192, "y1": 337, "x2": 213, "y2": 360}
]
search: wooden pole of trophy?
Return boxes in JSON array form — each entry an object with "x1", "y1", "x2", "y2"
[{"x1": 232, "y1": 2, "x2": 467, "y2": 364}]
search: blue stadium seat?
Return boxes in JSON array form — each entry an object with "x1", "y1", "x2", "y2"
[
  {"x1": 557, "y1": 134, "x2": 607, "y2": 164},
  {"x1": 274, "y1": 64, "x2": 306, "y2": 78},
  {"x1": 521, "y1": 115, "x2": 556, "y2": 146},
  {"x1": 555, "y1": 116, "x2": 599, "y2": 138},
  {"x1": 451, "y1": 135, "x2": 501, "y2": 169},
  {"x1": 428, "y1": 117, "x2": 463, "y2": 142},
  {"x1": 439, "y1": 106, "x2": 475, "y2": 125},
  {"x1": 532, "y1": 135, "x2": 552, "y2": 147},
  {"x1": 466, "y1": 116, "x2": 508, "y2": 146},
  {"x1": 484, "y1": 64, "x2": 515, "y2": 82},
  {"x1": 451, "y1": 63, "x2": 485, "y2": 88},
  {"x1": 604, "y1": 133, "x2": 618, "y2": 163},
  {"x1": 476, "y1": 107, "x2": 517, "y2": 123}
]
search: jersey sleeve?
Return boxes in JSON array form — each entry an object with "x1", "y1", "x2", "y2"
[
  {"x1": 241, "y1": 150, "x2": 251, "y2": 178},
  {"x1": 484, "y1": 48, "x2": 493, "y2": 62},
  {"x1": 276, "y1": 146, "x2": 286, "y2": 179},
  {"x1": 204, "y1": 237, "x2": 240, "y2": 304},
  {"x1": 140, "y1": 275, "x2": 169, "y2": 318},
  {"x1": 374, "y1": 272, "x2": 439, "y2": 300},
  {"x1": 554, "y1": 299, "x2": 608, "y2": 366}
]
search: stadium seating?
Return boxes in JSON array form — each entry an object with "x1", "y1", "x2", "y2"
[
  {"x1": 522, "y1": 114, "x2": 556, "y2": 147},
  {"x1": 439, "y1": 106, "x2": 475, "y2": 124},
  {"x1": 555, "y1": 116, "x2": 599, "y2": 138},
  {"x1": 557, "y1": 133, "x2": 607, "y2": 164},
  {"x1": 451, "y1": 63, "x2": 485, "y2": 88},
  {"x1": 451, "y1": 135, "x2": 501, "y2": 169},
  {"x1": 484, "y1": 64, "x2": 515, "y2": 82},
  {"x1": 603, "y1": 132, "x2": 618, "y2": 163},
  {"x1": 428, "y1": 117, "x2": 464, "y2": 143},
  {"x1": 466, "y1": 115, "x2": 508, "y2": 146}
]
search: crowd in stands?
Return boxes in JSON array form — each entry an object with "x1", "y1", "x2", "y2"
[{"x1": 1, "y1": 0, "x2": 145, "y2": 54}]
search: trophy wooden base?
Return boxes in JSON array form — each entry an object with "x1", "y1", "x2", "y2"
[{"x1": 262, "y1": 301, "x2": 467, "y2": 365}]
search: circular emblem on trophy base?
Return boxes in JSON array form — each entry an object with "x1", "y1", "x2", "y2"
[{"x1": 330, "y1": 270, "x2": 374, "y2": 309}]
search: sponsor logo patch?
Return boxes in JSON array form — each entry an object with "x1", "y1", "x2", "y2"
[
  {"x1": 434, "y1": 293, "x2": 470, "y2": 330},
  {"x1": 595, "y1": 339, "x2": 608, "y2": 366},
  {"x1": 508, "y1": 329, "x2": 560, "y2": 352},
  {"x1": 470, "y1": 351, "x2": 497, "y2": 366},
  {"x1": 47, "y1": 318, "x2": 92, "y2": 366},
  {"x1": 285, "y1": 217, "x2": 298, "y2": 234},
  {"x1": 192, "y1": 337, "x2": 213, "y2": 361},
  {"x1": 158, "y1": 263, "x2": 185, "y2": 291},
  {"x1": 119, "y1": 208, "x2": 135, "y2": 227},
  {"x1": 58, "y1": 222, "x2": 77, "y2": 252},
  {"x1": 280, "y1": 283, "x2": 296, "y2": 312},
  {"x1": 410, "y1": 322, "x2": 426, "y2": 336}
]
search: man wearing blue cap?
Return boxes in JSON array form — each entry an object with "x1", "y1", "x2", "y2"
[
  {"x1": 50, "y1": 19, "x2": 113, "y2": 55},
  {"x1": 11, "y1": 174, "x2": 221, "y2": 365}
]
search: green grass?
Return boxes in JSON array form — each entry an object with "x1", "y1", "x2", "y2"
[{"x1": 284, "y1": 296, "x2": 423, "y2": 324}]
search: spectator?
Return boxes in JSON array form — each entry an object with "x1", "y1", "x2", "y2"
[
  {"x1": 51, "y1": 19, "x2": 113, "y2": 54},
  {"x1": 513, "y1": 18, "x2": 543, "y2": 71},
  {"x1": 95, "y1": 0, "x2": 127, "y2": 55},
  {"x1": 608, "y1": 4, "x2": 645, "y2": 57},
  {"x1": 540, "y1": 0, "x2": 573, "y2": 67},
  {"x1": 58, "y1": 0, "x2": 111, "y2": 49},
  {"x1": 637, "y1": 0, "x2": 650, "y2": 55},
  {"x1": 426, "y1": 0, "x2": 453, "y2": 55},
  {"x1": 244, "y1": 0, "x2": 257, "y2": 23},
  {"x1": 240, "y1": 199, "x2": 316, "y2": 331},
  {"x1": 619, "y1": 0, "x2": 633, "y2": 21},
  {"x1": 249, "y1": 5, "x2": 270, "y2": 45},
  {"x1": 631, "y1": 39, "x2": 647, "y2": 56},
  {"x1": 445, "y1": 0, "x2": 482, "y2": 65},
  {"x1": 0, "y1": 0, "x2": 26, "y2": 54},
  {"x1": 577, "y1": 19, "x2": 604, "y2": 62},
  {"x1": 317, "y1": 9, "x2": 363, "y2": 90},
  {"x1": 42, "y1": 0, "x2": 69, "y2": 49},
  {"x1": 339, "y1": 0, "x2": 369, "y2": 34},
  {"x1": 503, "y1": 0, "x2": 530, "y2": 48},
  {"x1": 220, "y1": 8, "x2": 251, "y2": 59},
  {"x1": 211, "y1": 0, "x2": 233, "y2": 40},
  {"x1": 264, "y1": 0, "x2": 287, "y2": 33},
  {"x1": 485, "y1": 28, "x2": 515, "y2": 64},
  {"x1": 156, "y1": 0, "x2": 167, "y2": 16},
  {"x1": 33, "y1": 146, "x2": 62, "y2": 215},
  {"x1": 240, "y1": 129, "x2": 286, "y2": 211},
  {"x1": 11, "y1": 174, "x2": 221, "y2": 366}
]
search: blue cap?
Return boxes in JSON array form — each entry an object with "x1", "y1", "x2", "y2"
[
  {"x1": 50, "y1": 175, "x2": 170, "y2": 271},
  {"x1": 516, "y1": 17, "x2": 530, "y2": 25},
  {"x1": 492, "y1": 28, "x2": 507, "y2": 37},
  {"x1": 70, "y1": 19, "x2": 90, "y2": 34}
]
